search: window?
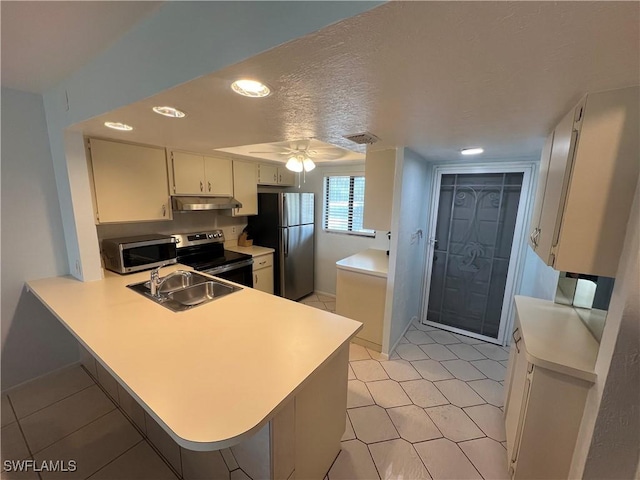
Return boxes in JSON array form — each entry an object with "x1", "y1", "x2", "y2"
[{"x1": 323, "y1": 175, "x2": 375, "y2": 237}]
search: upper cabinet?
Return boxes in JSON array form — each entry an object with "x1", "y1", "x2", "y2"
[
  {"x1": 231, "y1": 160, "x2": 258, "y2": 217},
  {"x1": 88, "y1": 138, "x2": 171, "y2": 224},
  {"x1": 170, "y1": 151, "x2": 233, "y2": 196},
  {"x1": 363, "y1": 148, "x2": 397, "y2": 231},
  {"x1": 258, "y1": 164, "x2": 278, "y2": 185},
  {"x1": 257, "y1": 163, "x2": 296, "y2": 186},
  {"x1": 529, "y1": 86, "x2": 639, "y2": 277}
]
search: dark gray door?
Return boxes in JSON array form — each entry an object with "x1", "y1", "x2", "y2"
[
  {"x1": 426, "y1": 173, "x2": 523, "y2": 339},
  {"x1": 279, "y1": 224, "x2": 314, "y2": 300}
]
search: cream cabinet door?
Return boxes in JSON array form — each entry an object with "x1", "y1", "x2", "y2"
[
  {"x1": 277, "y1": 167, "x2": 296, "y2": 186},
  {"x1": 89, "y1": 138, "x2": 170, "y2": 223},
  {"x1": 232, "y1": 160, "x2": 258, "y2": 217},
  {"x1": 204, "y1": 156, "x2": 233, "y2": 196},
  {"x1": 535, "y1": 107, "x2": 576, "y2": 266},
  {"x1": 254, "y1": 265, "x2": 274, "y2": 294},
  {"x1": 363, "y1": 148, "x2": 396, "y2": 231},
  {"x1": 258, "y1": 164, "x2": 278, "y2": 185},
  {"x1": 253, "y1": 253, "x2": 274, "y2": 294},
  {"x1": 171, "y1": 151, "x2": 205, "y2": 195}
]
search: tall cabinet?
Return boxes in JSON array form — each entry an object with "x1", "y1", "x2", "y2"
[
  {"x1": 528, "y1": 86, "x2": 639, "y2": 277},
  {"x1": 504, "y1": 296, "x2": 598, "y2": 479}
]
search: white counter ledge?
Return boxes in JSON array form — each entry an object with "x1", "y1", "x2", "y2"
[
  {"x1": 335, "y1": 248, "x2": 389, "y2": 278},
  {"x1": 26, "y1": 265, "x2": 362, "y2": 452},
  {"x1": 514, "y1": 295, "x2": 599, "y2": 382},
  {"x1": 225, "y1": 245, "x2": 275, "y2": 257}
]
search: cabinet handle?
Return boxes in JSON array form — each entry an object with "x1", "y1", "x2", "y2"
[
  {"x1": 208, "y1": 181, "x2": 211, "y2": 192},
  {"x1": 162, "y1": 204, "x2": 166, "y2": 217},
  {"x1": 200, "y1": 181, "x2": 204, "y2": 192},
  {"x1": 259, "y1": 260, "x2": 267, "y2": 266},
  {"x1": 273, "y1": 174, "x2": 277, "y2": 182},
  {"x1": 255, "y1": 274, "x2": 258, "y2": 285}
]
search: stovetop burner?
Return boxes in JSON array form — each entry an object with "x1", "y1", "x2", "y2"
[{"x1": 172, "y1": 230, "x2": 252, "y2": 272}]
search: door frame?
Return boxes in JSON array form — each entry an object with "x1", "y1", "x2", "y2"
[{"x1": 420, "y1": 162, "x2": 536, "y2": 345}]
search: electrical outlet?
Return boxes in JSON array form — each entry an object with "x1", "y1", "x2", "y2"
[{"x1": 231, "y1": 226, "x2": 237, "y2": 234}]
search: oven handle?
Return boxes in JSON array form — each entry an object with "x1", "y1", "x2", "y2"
[{"x1": 202, "y1": 258, "x2": 254, "y2": 275}]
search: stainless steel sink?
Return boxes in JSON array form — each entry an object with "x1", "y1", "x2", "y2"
[{"x1": 127, "y1": 271, "x2": 242, "y2": 312}]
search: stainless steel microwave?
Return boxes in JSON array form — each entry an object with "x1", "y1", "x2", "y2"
[{"x1": 102, "y1": 234, "x2": 177, "y2": 274}]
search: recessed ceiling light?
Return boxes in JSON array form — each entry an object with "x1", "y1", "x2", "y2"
[
  {"x1": 461, "y1": 147, "x2": 484, "y2": 155},
  {"x1": 231, "y1": 79, "x2": 271, "y2": 98},
  {"x1": 152, "y1": 106, "x2": 186, "y2": 118},
  {"x1": 104, "y1": 122, "x2": 133, "y2": 131}
]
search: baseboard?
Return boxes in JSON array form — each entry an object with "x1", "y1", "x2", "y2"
[
  {"x1": 1, "y1": 360, "x2": 81, "y2": 395},
  {"x1": 388, "y1": 316, "x2": 416, "y2": 357}
]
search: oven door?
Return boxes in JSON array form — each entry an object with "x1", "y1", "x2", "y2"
[{"x1": 203, "y1": 259, "x2": 254, "y2": 287}]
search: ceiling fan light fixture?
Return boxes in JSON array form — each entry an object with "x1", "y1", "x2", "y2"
[
  {"x1": 231, "y1": 79, "x2": 271, "y2": 98},
  {"x1": 286, "y1": 156, "x2": 304, "y2": 172},
  {"x1": 152, "y1": 106, "x2": 186, "y2": 118},
  {"x1": 303, "y1": 157, "x2": 316, "y2": 172}
]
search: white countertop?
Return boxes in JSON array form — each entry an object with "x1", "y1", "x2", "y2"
[
  {"x1": 225, "y1": 245, "x2": 275, "y2": 257},
  {"x1": 26, "y1": 265, "x2": 361, "y2": 451},
  {"x1": 335, "y1": 249, "x2": 389, "y2": 278},
  {"x1": 514, "y1": 295, "x2": 599, "y2": 383}
]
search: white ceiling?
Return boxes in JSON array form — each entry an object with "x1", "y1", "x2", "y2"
[
  {"x1": 1, "y1": 1, "x2": 162, "y2": 93},
  {"x1": 9, "y1": 2, "x2": 640, "y2": 163},
  {"x1": 216, "y1": 139, "x2": 364, "y2": 165}
]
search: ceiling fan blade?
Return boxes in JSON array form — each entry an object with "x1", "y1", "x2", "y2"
[{"x1": 249, "y1": 150, "x2": 291, "y2": 155}]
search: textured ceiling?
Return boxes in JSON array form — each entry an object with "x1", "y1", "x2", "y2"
[
  {"x1": 1, "y1": 1, "x2": 162, "y2": 93},
  {"x1": 75, "y1": 1, "x2": 639, "y2": 163}
]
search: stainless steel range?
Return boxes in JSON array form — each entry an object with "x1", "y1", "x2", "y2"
[{"x1": 173, "y1": 230, "x2": 254, "y2": 287}]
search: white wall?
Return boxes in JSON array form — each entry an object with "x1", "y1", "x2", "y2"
[
  {"x1": 570, "y1": 176, "x2": 640, "y2": 479},
  {"x1": 518, "y1": 245, "x2": 559, "y2": 300},
  {"x1": 1, "y1": 88, "x2": 79, "y2": 390},
  {"x1": 293, "y1": 164, "x2": 388, "y2": 295},
  {"x1": 385, "y1": 149, "x2": 432, "y2": 352},
  {"x1": 41, "y1": 1, "x2": 382, "y2": 282}
]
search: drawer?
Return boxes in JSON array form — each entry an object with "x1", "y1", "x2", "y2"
[{"x1": 253, "y1": 254, "x2": 273, "y2": 271}]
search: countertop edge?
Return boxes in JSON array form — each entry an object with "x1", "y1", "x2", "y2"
[
  {"x1": 25, "y1": 271, "x2": 362, "y2": 451},
  {"x1": 514, "y1": 295, "x2": 598, "y2": 384}
]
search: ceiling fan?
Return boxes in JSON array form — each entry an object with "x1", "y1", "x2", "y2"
[{"x1": 249, "y1": 140, "x2": 346, "y2": 172}]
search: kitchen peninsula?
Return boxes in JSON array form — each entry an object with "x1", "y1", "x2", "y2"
[{"x1": 26, "y1": 266, "x2": 362, "y2": 479}]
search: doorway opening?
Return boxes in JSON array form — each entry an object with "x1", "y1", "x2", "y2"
[{"x1": 421, "y1": 164, "x2": 534, "y2": 345}]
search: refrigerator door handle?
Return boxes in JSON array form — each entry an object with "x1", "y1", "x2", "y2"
[
  {"x1": 282, "y1": 194, "x2": 288, "y2": 228},
  {"x1": 284, "y1": 228, "x2": 289, "y2": 257}
]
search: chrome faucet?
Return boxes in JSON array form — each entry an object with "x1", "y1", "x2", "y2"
[
  {"x1": 149, "y1": 265, "x2": 165, "y2": 297},
  {"x1": 149, "y1": 266, "x2": 191, "y2": 297}
]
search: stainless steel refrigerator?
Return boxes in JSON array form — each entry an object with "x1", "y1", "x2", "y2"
[{"x1": 248, "y1": 193, "x2": 314, "y2": 300}]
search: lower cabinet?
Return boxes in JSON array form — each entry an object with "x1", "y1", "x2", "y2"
[
  {"x1": 504, "y1": 313, "x2": 593, "y2": 479},
  {"x1": 336, "y1": 268, "x2": 386, "y2": 352},
  {"x1": 253, "y1": 253, "x2": 274, "y2": 294}
]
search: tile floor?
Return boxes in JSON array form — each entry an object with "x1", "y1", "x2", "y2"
[
  {"x1": 302, "y1": 293, "x2": 510, "y2": 480},
  {"x1": 1, "y1": 366, "x2": 179, "y2": 480},
  {"x1": 1, "y1": 293, "x2": 510, "y2": 480}
]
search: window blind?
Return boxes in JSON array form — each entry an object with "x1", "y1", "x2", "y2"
[{"x1": 323, "y1": 176, "x2": 375, "y2": 237}]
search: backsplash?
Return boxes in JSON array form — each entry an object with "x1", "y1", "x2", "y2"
[{"x1": 96, "y1": 212, "x2": 247, "y2": 244}]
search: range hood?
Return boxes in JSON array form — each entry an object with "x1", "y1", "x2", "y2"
[{"x1": 172, "y1": 196, "x2": 243, "y2": 211}]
